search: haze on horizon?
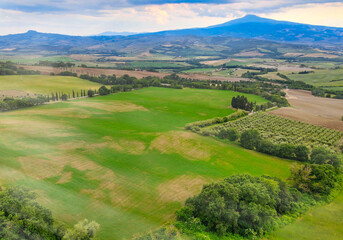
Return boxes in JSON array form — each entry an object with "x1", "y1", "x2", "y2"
[{"x1": 0, "y1": 0, "x2": 343, "y2": 36}]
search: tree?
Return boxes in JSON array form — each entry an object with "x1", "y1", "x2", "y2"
[
  {"x1": 63, "y1": 219, "x2": 100, "y2": 240},
  {"x1": 276, "y1": 144, "x2": 296, "y2": 159},
  {"x1": 256, "y1": 139, "x2": 276, "y2": 155},
  {"x1": 0, "y1": 187, "x2": 59, "y2": 239},
  {"x1": 294, "y1": 145, "x2": 309, "y2": 162},
  {"x1": 218, "y1": 128, "x2": 239, "y2": 141},
  {"x1": 61, "y1": 94, "x2": 68, "y2": 101},
  {"x1": 290, "y1": 164, "x2": 341, "y2": 196},
  {"x1": 179, "y1": 174, "x2": 296, "y2": 237},
  {"x1": 98, "y1": 86, "x2": 110, "y2": 96},
  {"x1": 240, "y1": 129, "x2": 260, "y2": 150},
  {"x1": 0, "y1": 186, "x2": 99, "y2": 240},
  {"x1": 310, "y1": 147, "x2": 341, "y2": 167},
  {"x1": 87, "y1": 90, "x2": 94, "y2": 97}
]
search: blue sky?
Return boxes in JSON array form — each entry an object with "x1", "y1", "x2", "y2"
[{"x1": 0, "y1": 0, "x2": 342, "y2": 35}]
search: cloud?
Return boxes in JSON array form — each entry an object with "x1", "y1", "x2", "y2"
[
  {"x1": 261, "y1": 2, "x2": 343, "y2": 27},
  {"x1": 0, "y1": 1, "x2": 342, "y2": 35}
]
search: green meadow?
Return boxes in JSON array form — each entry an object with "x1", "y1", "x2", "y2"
[
  {"x1": 286, "y1": 69, "x2": 343, "y2": 88},
  {"x1": 0, "y1": 87, "x2": 295, "y2": 239},
  {"x1": 0, "y1": 75, "x2": 101, "y2": 95},
  {"x1": 269, "y1": 191, "x2": 343, "y2": 240}
]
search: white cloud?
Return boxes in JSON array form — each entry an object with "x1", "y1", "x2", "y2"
[
  {"x1": 260, "y1": 2, "x2": 343, "y2": 27},
  {"x1": 0, "y1": 1, "x2": 342, "y2": 35}
]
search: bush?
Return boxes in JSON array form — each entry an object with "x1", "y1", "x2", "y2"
[
  {"x1": 290, "y1": 164, "x2": 341, "y2": 196},
  {"x1": 179, "y1": 174, "x2": 296, "y2": 237},
  {"x1": 310, "y1": 147, "x2": 341, "y2": 167},
  {"x1": 218, "y1": 128, "x2": 239, "y2": 141},
  {"x1": 98, "y1": 86, "x2": 110, "y2": 96},
  {"x1": 87, "y1": 90, "x2": 94, "y2": 97},
  {"x1": 240, "y1": 129, "x2": 260, "y2": 150}
]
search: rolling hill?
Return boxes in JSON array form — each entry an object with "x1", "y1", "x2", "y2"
[{"x1": 0, "y1": 15, "x2": 342, "y2": 56}]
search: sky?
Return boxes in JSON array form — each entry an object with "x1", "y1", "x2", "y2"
[{"x1": 0, "y1": 0, "x2": 342, "y2": 35}]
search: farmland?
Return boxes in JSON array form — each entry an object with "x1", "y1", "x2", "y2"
[
  {"x1": 286, "y1": 68, "x2": 343, "y2": 89},
  {"x1": 207, "y1": 112, "x2": 343, "y2": 149},
  {"x1": 0, "y1": 75, "x2": 101, "y2": 96},
  {"x1": 0, "y1": 87, "x2": 294, "y2": 239},
  {"x1": 270, "y1": 89, "x2": 343, "y2": 131}
]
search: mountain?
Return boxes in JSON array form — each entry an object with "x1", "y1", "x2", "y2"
[
  {"x1": 146, "y1": 15, "x2": 343, "y2": 46},
  {"x1": 0, "y1": 15, "x2": 342, "y2": 56},
  {"x1": 96, "y1": 31, "x2": 137, "y2": 36}
]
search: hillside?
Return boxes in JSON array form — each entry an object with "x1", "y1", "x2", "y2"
[{"x1": 1, "y1": 15, "x2": 342, "y2": 56}]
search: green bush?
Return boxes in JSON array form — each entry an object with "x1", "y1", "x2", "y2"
[
  {"x1": 240, "y1": 129, "x2": 260, "y2": 150},
  {"x1": 179, "y1": 174, "x2": 297, "y2": 237}
]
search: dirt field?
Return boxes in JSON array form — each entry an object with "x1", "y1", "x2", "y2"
[
  {"x1": 0, "y1": 90, "x2": 33, "y2": 98},
  {"x1": 19, "y1": 65, "x2": 249, "y2": 82},
  {"x1": 270, "y1": 89, "x2": 343, "y2": 131}
]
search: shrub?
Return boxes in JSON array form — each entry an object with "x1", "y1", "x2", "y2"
[
  {"x1": 87, "y1": 90, "x2": 94, "y2": 97},
  {"x1": 98, "y1": 86, "x2": 110, "y2": 96},
  {"x1": 240, "y1": 129, "x2": 260, "y2": 150},
  {"x1": 311, "y1": 147, "x2": 341, "y2": 167},
  {"x1": 290, "y1": 164, "x2": 341, "y2": 196},
  {"x1": 180, "y1": 174, "x2": 296, "y2": 237}
]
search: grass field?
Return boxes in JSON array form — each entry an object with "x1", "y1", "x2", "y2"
[
  {"x1": 0, "y1": 87, "x2": 294, "y2": 239},
  {"x1": 0, "y1": 75, "x2": 101, "y2": 95},
  {"x1": 269, "y1": 191, "x2": 343, "y2": 240},
  {"x1": 286, "y1": 69, "x2": 343, "y2": 88}
]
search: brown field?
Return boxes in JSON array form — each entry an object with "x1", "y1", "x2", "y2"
[
  {"x1": 234, "y1": 51, "x2": 265, "y2": 57},
  {"x1": 270, "y1": 89, "x2": 343, "y2": 131},
  {"x1": 0, "y1": 90, "x2": 33, "y2": 98},
  {"x1": 19, "y1": 65, "x2": 250, "y2": 82}
]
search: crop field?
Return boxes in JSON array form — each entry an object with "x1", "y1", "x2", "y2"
[
  {"x1": 0, "y1": 75, "x2": 101, "y2": 96},
  {"x1": 270, "y1": 89, "x2": 343, "y2": 131},
  {"x1": 0, "y1": 87, "x2": 295, "y2": 239},
  {"x1": 208, "y1": 113, "x2": 343, "y2": 149}
]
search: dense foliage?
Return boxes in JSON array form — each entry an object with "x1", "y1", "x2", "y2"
[
  {"x1": 0, "y1": 186, "x2": 99, "y2": 240},
  {"x1": 231, "y1": 95, "x2": 254, "y2": 111},
  {"x1": 0, "y1": 61, "x2": 40, "y2": 75},
  {"x1": 290, "y1": 164, "x2": 341, "y2": 197},
  {"x1": 0, "y1": 96, "x2": 48, "y2": 112}
]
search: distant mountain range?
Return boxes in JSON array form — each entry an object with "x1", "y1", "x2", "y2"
[
  {"x1": 0, "y1": 15, "x2": 342, "y2": 56},
  {"x1": 95, "y1": 31, "x2": 138, "y2": 36},
  {"x1": 146, "y1": 15, "x2": 343, "y2": 46}
]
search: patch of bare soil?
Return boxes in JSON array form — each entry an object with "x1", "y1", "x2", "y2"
[
  {"x1": 234, "y1": 51, "x2": 265, "y2": 57},
  {"x1": 149, "y1": 131, "x2": 212, "y2": 161},
  {"x1": 0, "y1": 90, "x2": 33, "y2": 98},
  {"x1": 269, "y1": 89, "x2": 343, "y2": 131},
  {"x1": 19, "y1": 65, "x2": 250, "y2": 82},
  {"x1": 158, "y1": 175, "x2": 208, "y2": 202}
]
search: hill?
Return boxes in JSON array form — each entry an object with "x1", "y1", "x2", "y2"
[
  {"x1": 1, "y1": 15, "x2": 342, "y2": 56},
  {"x1": 152, "y1": 15, "x2": 343, "y2": 47}
]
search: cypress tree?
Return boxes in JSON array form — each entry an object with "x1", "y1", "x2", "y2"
[{"x1": 72, "y1": 90, "x2": 75, "y2": 98}]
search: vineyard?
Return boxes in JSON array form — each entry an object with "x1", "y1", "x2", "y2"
[{"x1": 205, "y1": 113, "x2": 343, "y2": 149}]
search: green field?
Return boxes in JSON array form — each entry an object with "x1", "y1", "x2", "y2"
[
  {"x1": 0, "y1": 87, "x2": 294, "y2": 239},
  {"x1": 286, "y1": 69, "x2": 343, "y2": 88},
  {"x1": 269, "y1": 191, "x2": 343, "y2": 240},
  {"x1": 0, "y1": 75, "x2": 101, "y2": 95}
]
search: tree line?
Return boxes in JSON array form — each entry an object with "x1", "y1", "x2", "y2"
[{"x1": 0, "y1": 61, "x2": 40, "y2": 75}]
